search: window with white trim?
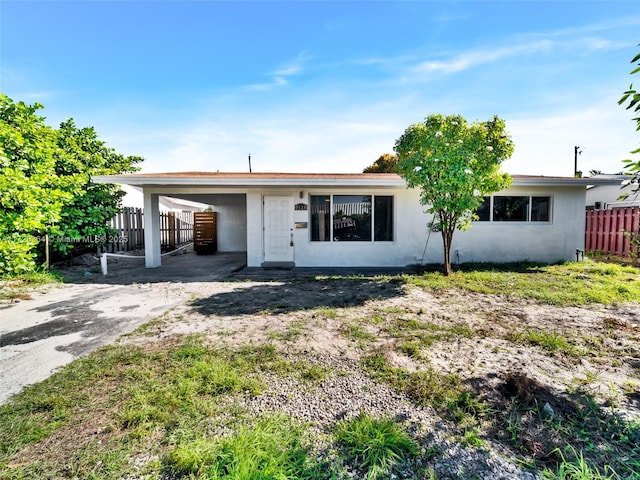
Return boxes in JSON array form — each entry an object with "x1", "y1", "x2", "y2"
[
  {"x1": 310, "y1": 195, "x2": 394, "y2": 242},
  {"x1": 475, "y1": 196, "x2": 551, "y2": 222}
]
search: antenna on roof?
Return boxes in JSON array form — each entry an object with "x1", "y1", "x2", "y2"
[{"x1": 248, "y1": 153, "x2": 252, "y2": 173}]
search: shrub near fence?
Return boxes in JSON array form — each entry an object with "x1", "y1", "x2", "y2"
[
  {"x1": 100, "y1": 208, "x2": 194, "y2": 253},
  {"x1": 585, "y1": 207, "x2": 639, "y2": 256}
]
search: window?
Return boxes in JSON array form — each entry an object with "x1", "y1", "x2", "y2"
[
  {"x1": 310, "y1": 194, "x2": 394, "y2": 242},
  {"x1": 476, "y1": 196, "x2": 491, "y2": 221},
  {"x1": 493, "y1": 196, "x2": 529, "y2": 221},
  {"x1": 474, "y1": 195, "x2": 551, "y2": 222},
  {"x1": 531, "y1": 196, "x2": 550, "y2": 222},
  {"x1": 374, "y1": 196, "x2": 394, "y2": 241},
  {"x1": 310, "y1": 195, "x2": 330, "y2": 241},
  {"x1": 333, "y1": 195, "x2": 372, "y2": 241}
]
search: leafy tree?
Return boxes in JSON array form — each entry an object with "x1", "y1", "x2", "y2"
[
  {"x1": 394, "y1": 114, "x2": 514, "y2": 275},
  {"x1": 618, "y1": 47, "x2": 640, "y2": 195},
  {"x1": 363, "y1": 153, "x2": 399, "y2": 173},
  {"x1": 50, "y1": 120, "x2": 142, "y2": 258},
  {"x1": 0, "y1": 94, "x2": 143, "y2": 275},
  {"x1": 0, "y1": 94, "x2": 77, "y2": 274}
]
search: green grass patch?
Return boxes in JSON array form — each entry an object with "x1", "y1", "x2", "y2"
[
  {"x1": 509, "y1": 330, "x2": 582, "y2": 357},
  {"x1": 0, "y1": 336, "x2": 272, "y2": 478},
  {"x1": 404, "y1": 260, "x2": 640, "y2": 306},
  {"x1": 340, "y1": 322, "x2": 376, "y2": 342},
  {"x1": 335, "y1": 414, "x2": 417, "y2": 479},
  {"x1": 165, "y1": 414, "x2": 323, "y2": 480},
  {"x1": 542, "y1": 447, "x2": 623, "y2": 480}
]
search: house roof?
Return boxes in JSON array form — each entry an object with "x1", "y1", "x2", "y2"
[{"x1": 92, "y1": 172, "x2": 624, "y2": 188}]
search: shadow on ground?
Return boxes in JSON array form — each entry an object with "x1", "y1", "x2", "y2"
[
  {"x1": 189, "y1": 276, "x2": 406, "y2": 316},
  {"x1": 467, "y1": 371, "x2": 640, "y2": 474}
]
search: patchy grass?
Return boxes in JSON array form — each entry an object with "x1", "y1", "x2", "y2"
[
  {"x1": 0, "y1": 269, "x2": 62, "y2": 301},
  {"x1": 0, "y1": 337, "x2": 331, "y2": 479},
  {"x1": 1, "y1": 263, "x2": 639, "y2": 480},
  {"x1": 335, "y1": 414, "x2": 417, "y2": 479},
  {"x1": 405, "y1": 260, "x2": 640, "y2": 305},
  {"x1": 361, "y1": 352, "x2": 490, "y2": 427},
  {"x1": 165, "y1": 414, "x2": 322, "y2": 480}
]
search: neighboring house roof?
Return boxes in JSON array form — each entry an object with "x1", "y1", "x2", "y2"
[
  {"x1": 120, "y1": 185, "x2": 210, "y2": 210},
  {"x1": 93, "y1": 172, "x2": 623, "y2": 188}
]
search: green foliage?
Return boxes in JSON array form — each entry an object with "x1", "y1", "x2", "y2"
[
  {"x1": 166, "y1": 415, "x2": 319, "y2": 479},
  {"x1": 0, "y1": 94, "x2": 142, "y2": 275},
  {"x1": 0, "y1": 94, "x2": 76, "y2": 274},
  {"x1": 363, "y1": 153, "x2": 399, "y2": 173},
  {"x1": 618, "y1": 46, "x2": 640, "y2": 196},
  {"x1": 49, "y1": 119, "x2": 142, "y2": 258},
  {"x1": 335, "y1": 414, "x2": 417, "y2": 480},
  {"x1": 394, "y1": 114, "x2": 514, "y2": 275},
  {"x1": 543, "y1": 447, "x2": 621, "y2": 480}
]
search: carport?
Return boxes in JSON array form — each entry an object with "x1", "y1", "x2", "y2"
[{"x1": 93, "y1": 173, "x2": 251, "y2": 269}]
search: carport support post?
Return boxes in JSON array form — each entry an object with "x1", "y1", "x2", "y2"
[{"x1": 143, "y1": 191, "x2": 162, "y2": 268}]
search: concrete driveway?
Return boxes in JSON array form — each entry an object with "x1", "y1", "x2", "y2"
[{"x1": 0, "y1": 252, "x2": 246, "y2": 404}]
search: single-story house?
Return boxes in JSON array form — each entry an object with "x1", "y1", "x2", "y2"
[
  {"x1": 585, "y1": 174, "x2": 639, "y2": 210},
  {"x1": 92, "y1": 172, "x2": 621, "y2": 269}
]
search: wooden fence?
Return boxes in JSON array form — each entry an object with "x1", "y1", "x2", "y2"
[
  {"x1": 585, "y1": 207, "x2": 639, "y2": 256},
  {"x1": 99, "y1": 208, "x2": 194, "y2": 253}
]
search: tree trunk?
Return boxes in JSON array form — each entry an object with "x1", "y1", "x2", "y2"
[{"x1": 441, "y1": 229, "x2": 453, "y2": 276}]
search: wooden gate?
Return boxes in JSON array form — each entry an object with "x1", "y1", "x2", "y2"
[{"x1": 193, "y1": 212, "x2": 217, "y2": 254}]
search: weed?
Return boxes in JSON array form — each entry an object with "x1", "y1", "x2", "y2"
[
  {"x1": 340, "y1": 322, "x2": 375, "y2": 342},
  {"x1": 269, "y1": 322, "x2": 306, "y2": 342},
  {"x1": 523, "y1": 330, "x2": 580, "y2": 356},
  {"x1": 361, "y1": 353, "x2": 488, "y2": 425},
  {"x1": 165, "y1": 414, "x2": 323, "y2": 479},
  {"x1": 398, "y1": 340, "x2": 423, "y2": 359},
  {"x1": 461, "y1": 427, "x2": 484, "y2": 447},
  {"x1": 317, "y1": 307, "x2": 339, "y2": 319},
  {"x1": 335, "y1": 414, "x2": 417, "y2": 479},
  {"x1": 542, "y1": 447, "x2": 621, "y2": 480}
]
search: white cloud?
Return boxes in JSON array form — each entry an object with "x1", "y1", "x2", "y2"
[
  {"x1": 414, "y1": 40, "x2": 554, "y2": 74},
  {"x1": 245, "y1": 52, "x2": 311, "y2": 91},
  {"x1": 245, "y1": 76, "x2": 288, "y2": 91}
]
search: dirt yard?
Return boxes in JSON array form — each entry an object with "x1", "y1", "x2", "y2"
[
  {"x1": 3, "y1": 263, "x2": 639, "y2": 479},
  {"x1": 119, "y1": 274, "x2": 639, "y2": 476},
  {"x1": 130, "y1": 277, "x2": 640, "y2": 418}
]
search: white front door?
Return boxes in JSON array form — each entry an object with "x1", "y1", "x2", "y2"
[{"x1": 263, "y1": 196, "x2": 294, "y2": 263}]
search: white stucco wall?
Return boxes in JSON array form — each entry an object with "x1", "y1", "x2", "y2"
[
  {"x1": 242, "y1": 185, "x2": 586, "y2": 267},
  {"x1": 214, "y1": 195, "x2": 247, "y2": 252},
  {"x1": 137, "y1": 183, "x2": 587, "y2": 267},
  {"x1": 452, "y1": 186, "x2": 586, "y2": 264}
]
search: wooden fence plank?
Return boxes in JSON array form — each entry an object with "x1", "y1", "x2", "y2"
[
  {"x1": 585, "y1": 207, "x2": 639, "y2": 257},
  {"x1": 99, "y1": 208, "x2": 195, "y2": 253}
]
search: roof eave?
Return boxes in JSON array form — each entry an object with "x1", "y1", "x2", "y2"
[
  {"x1": 92, "y1": 175, "x2": 407, "y2": 188},
  {"x1": 512, "y1": 177, "x2": 623, "y2": 187}
]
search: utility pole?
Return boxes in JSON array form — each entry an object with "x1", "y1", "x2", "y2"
[
  {"x1": 574, "y1": 146, "x2": 582, "y2": 177},
  {"x1": 248, "y1": 153, "x2": 252, "y2": 173}
]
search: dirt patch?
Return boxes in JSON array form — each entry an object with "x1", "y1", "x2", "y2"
[{"x1": 128, "y1": 279, "x2": 640, "y2": 422}]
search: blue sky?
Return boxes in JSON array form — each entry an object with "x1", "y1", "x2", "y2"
[{"x1": 1, "y1": 1, "x2": 639, "y2": 176}]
